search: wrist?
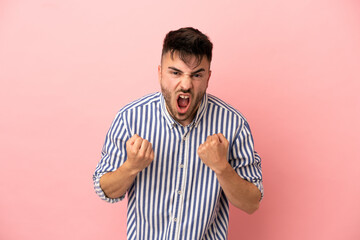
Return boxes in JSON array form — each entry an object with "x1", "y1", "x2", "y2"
[
  {"x1": 212, "y1": 160, "x2": 232, "y2": 176},
  {"x1": 121, "y1": 160, "x2": 141, "y2": 176}
]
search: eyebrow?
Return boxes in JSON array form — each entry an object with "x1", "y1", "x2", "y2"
[{"x1": 168, "y1": 66, "x2": 206, "y2": 74}]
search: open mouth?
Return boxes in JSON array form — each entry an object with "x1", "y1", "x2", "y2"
[{"x1": 177, "y1": 94, "x2": 191, "y2": 114}]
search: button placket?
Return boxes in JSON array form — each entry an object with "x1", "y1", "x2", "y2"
[{"x1": 172, "y1": 126, "x2": 191, "y2": 239}]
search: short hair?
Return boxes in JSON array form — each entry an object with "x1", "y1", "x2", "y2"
[{"x1": 161, "y1": 27, "x2": 213, "y2": 66}]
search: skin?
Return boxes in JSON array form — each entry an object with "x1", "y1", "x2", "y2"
[
  {"x1": 99, "y1": 134, "x2": 154, "y2": 199},
  {"x1": 158, "y1": 51, "x2": 211, "y2": 126},
  {"x1": 197, "y1": 133, "x2": 261, "y2": 214},
  {"x1": 100, "y1": 51, "x2": 261, "y2": 214}
]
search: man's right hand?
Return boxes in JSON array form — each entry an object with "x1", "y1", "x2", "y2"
[
  {"x1": 126, "y1": 134, "x2": 154, "y2": 173},
  {"x1": 99, "y1": 134, "x2": 154, "y2": 199}
]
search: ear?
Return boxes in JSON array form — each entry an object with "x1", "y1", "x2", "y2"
[
  {"x1": 206, "y1": 70, "x2": 212, "y2": 87},
  {"x1": 158, "y1": 65, "x2": 162, "y2": 83}
]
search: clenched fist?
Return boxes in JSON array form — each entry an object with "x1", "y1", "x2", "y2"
[
  {"x1": 197, "y1": 133, "x2": 230, "y2": 174},
  {"x1": 126, "y1": 134, "x2": 154, "y2": 173}
]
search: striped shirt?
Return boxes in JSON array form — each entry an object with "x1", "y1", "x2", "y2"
[{"x1": 93, "y1": 92, "x2": 263, "y2": 240}]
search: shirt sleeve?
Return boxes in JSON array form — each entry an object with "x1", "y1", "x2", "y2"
[
  {"x1": 229, "y1": 120, "x2": 264, "y2": 200},
  {"x1": 93, "y1": 112, "x2": 130, "y2": 203}
]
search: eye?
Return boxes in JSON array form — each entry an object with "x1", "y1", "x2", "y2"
[
  {"x1": 171, "y1": 71, "x2": 180, "y2": 76},
  {"x1": 192, "y1": 73, "x2": 203, "y2": 78}
]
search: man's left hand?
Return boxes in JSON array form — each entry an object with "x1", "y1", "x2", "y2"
[{"x1": 197, "y1": 133, "x2": 230, "y2": 174}]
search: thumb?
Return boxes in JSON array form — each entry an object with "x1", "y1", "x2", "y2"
[
  {"x1": 128, "y1": 134, "x2": 139, "y2": 145},
  {"x1": 217, "y1": 133, "x2": 229, "y2": 146}
]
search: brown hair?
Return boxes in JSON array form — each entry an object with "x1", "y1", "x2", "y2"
[{"x1": 161, "y1": 27, "x2": 213, "y2": 66}]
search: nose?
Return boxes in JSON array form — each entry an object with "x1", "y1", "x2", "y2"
[{"x1": 179, "y1": 74, "x2": 193, "y2": 91}]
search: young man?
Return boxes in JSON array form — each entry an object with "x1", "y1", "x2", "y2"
[{"x1": 93, "y1": 27, "x2": 263, "y2": 240}]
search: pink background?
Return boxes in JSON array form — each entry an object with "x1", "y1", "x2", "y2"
[{"x1": 1, "y1": 0, "x2": 360, "y2": 239}]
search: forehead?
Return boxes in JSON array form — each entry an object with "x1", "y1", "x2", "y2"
[{"x1": 162, "y1": 51, "x2": 210, "y2": 71}]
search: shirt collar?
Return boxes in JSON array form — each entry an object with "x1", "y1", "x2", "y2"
[{"x1": 159, "y1": 92, "x2": 208, "y2": 129}]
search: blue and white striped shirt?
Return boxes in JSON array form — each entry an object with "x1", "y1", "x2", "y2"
[{"x1": 93, "y1": 92, "x2": 263, "y2": 240}]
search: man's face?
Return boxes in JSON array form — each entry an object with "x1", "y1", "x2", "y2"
[{"x1": 158, "y1": 51, "x2": 211, "y2": 126}]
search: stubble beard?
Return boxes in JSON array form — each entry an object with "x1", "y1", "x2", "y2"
[{"x1": 161, "y1": 86, "x2": 205, "y2": 125}]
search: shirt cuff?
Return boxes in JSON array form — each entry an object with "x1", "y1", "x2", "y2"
[
  {"x1": 93, "y1": 173, "x2": 125, "y2": 203},
  {"x1": 252, "y1": 180, "x2": 264, "y2": 201}
]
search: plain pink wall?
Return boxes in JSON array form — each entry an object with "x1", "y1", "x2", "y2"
[{"x1": 1, "y1": 0, "x2": 359, "y2": 239}]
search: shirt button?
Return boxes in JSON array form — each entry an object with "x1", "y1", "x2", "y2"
[
  {"x1": 174, "y1": 218, "x2": 177, "y2": 222},
  {"x1": 179, "y1": 164, "x2": 184, "y2": 168},
  {"x1": 177, "y1": 190, "x2": 182, "y2": 195}
]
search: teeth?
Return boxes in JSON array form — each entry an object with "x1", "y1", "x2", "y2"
[{"x1": 179, "y1": 95, "x2": 189, "y2": 99}]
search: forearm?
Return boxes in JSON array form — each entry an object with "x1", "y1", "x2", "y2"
[
  {"x1": 99, "y1": 161, "x2": 138, "y2": 199},
  {"x1": 99, "y1": 134, "x2": 154, "y2": 199},
  {"x1": 215, "y1": 164, "x2": 261, "y2": 214}
]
